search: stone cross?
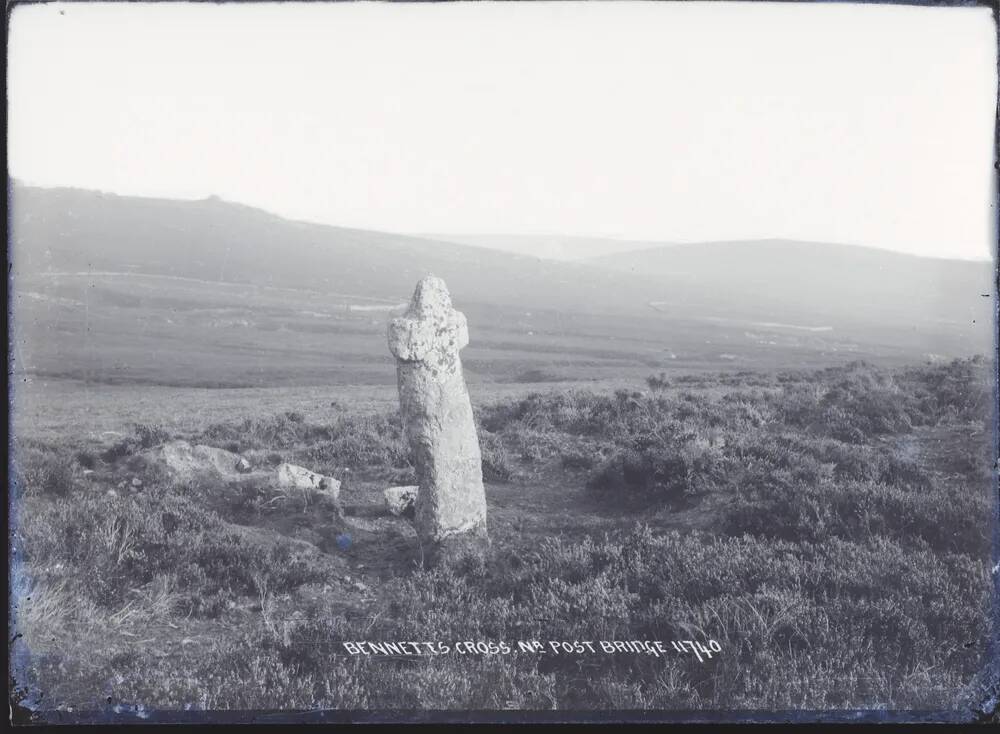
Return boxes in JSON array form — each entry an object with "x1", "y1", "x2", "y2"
[{"x1": 388, "y1": 275, "x2": 488, "y2": 565}]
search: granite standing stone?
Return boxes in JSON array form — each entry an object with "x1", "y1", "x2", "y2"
[{"x1": 388, "y1": 275, "x2": 488, "y2": 564}]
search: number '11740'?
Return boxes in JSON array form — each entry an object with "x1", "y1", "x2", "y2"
[{"x1": 671, "y1": 640, "x2": 721, "y2": 662}]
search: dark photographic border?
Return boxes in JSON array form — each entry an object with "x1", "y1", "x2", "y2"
[{"x1": 6, "y1": 0, "x2": 999, "y2": 725}]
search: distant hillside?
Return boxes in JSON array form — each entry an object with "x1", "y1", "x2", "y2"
[
  {"x1": 8, "y1": 185, "x2": 995, "y2": 387},
  {"x1": 9, "y1": 185, "x2": 654, "y2": 317},
  {"x1": 586, "y1": 238, "x2": 994, "y2": 337}
]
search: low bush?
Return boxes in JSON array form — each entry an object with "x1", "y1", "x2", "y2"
[
  {"x1": 298, "y1": 414, "x2": 410, "y2": 472},
  {"x1": 100, "y1": 423, "x2": 172, "y2": 463},
  {"x1": 480, "y1": 431, "x2": 514, "y2": 482},
  {"x1": 75, "y1": 451, "x2": 98, "y2": 470},
  {"x1": 12, "y1": 448, "x2": 81, "y2": 498},
  {"x1": 134, "y1": 423, "x2": 171, "y2": 450},
  {"x1": 588, "y1": 440, "x2": 731, "y2": 502},
  {"x1": 645, "y1": 372, "x2": 671, "y2": 392},
  {"x1": 202, "y1": 412, "x2": 327, "y2": 451},
  {"x1": 723, "y1": 476, "x2": 990, "y2": 557},
  {"x1": 16, "y1": 483, "x2": 339, "y2": 617}
]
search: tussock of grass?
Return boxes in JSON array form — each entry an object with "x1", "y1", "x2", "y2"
[
  {"x1": 12, "y1": 448, "x2": 82, "y2": 498},
  {"x1": 479, "y1": 431, "x2": 515, "y2": 482}
]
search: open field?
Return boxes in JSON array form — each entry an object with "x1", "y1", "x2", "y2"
[
  {"x1": 10, "y1": 356, "x2": 997, "y2": 715},
  {"x1": 10, "y1": 185, "x2": 994, "y2": 394},
  {"x1": 12, "y1": 269, "x2": 948, "y2": 392}
]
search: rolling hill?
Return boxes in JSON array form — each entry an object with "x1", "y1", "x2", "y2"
[
  {"x1": 11, "y1": 185, "x2": 690, "y2": 319},
  {"x1": 8, "y1": 184, "x2": 995, "y2": 387},
  {"x1": 585, "y1": 238, "x2": 994, "y2": 333}
]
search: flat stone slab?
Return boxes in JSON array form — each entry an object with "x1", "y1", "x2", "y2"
[
  {"x1": 143, "y1": 440, "x2": 255, "y2": 480},
  {"x1": 276, "y1": 462, "x2": 341, "y2": 499}
]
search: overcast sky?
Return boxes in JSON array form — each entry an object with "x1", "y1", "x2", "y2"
[{"x1": 8, "y1": 1, "x2": 997, "y2": 260}]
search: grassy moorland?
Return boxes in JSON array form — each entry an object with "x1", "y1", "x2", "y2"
[{"x1": 9, "y1": 357, "x2": 997, "y2": 715}]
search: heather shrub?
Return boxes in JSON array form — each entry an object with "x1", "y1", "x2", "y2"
[
  {"x1": 134, "y1": 423, "x2": 171, "y2": 449},
  {"x1": 99, "y1": 423, "x2": 173, "y2": 463},
  {"x1": 479, "y1": 430, "x2": 514, "y2": 482},
  {"x1": 11, "y1": 356, "x2": 994, "y2": 713},
  {"x1": 588, "y1": 442, "x2": 730, "y2": 501},
  {"x1": 12, "y1": 448, "x2": 82, "y2": 498},
  {"x1": 17, "y1": 482, "x2": 338, "y2": 617},
  {"x1": 202, "y1": 412, "x2": 329, "y2": 451},
  {"x1": 645, "y1": 372, "x2": 671, "y2": 392},
  {"x1": 290, "y1": 414, "x2": 410, "y2": 472},
  {"x1": 723, "y1": 476, "x2": 990, "y2": 557}
]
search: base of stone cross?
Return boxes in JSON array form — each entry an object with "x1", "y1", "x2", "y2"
[{"x1": 420, "y1": 525, "x2": 490, "y2": 568}]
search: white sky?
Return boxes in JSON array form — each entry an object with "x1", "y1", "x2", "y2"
[{"x1": 7, "y1": 1, "x2": 998, "y2": 260}]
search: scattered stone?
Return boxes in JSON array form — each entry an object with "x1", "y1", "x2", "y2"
[
  {"x1": 143, "y1": 440, "x2": 251, "y2": 480},
  {"x1": 136, "y1": 441, "x2": 340, "y2": 499},
  {"x1": 276, "y1": 463, "x2": 341, "y2": 498},
  {"x1": 130, "y1": 477, "x2": 143, "y2": 488},
  {"x1": 388, "y1": 275, "x2": 488, "y2": 566},
  {"x1": 384, "y1": 486, "x2": 418, "y2": 518}
]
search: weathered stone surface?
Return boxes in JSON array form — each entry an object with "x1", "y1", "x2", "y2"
[
  {"x1": 384, "y1": 486, "x2": 418, "y2": 518},
  {"x1": 276, "y1": 463, "x2": 341, "y2": 497},
  {"x1": 134, "y1": 442, "x2": 342, "y2": 518},
  {"x1": 388, "y1": 275, "x2": 488, "y2": 565},
  {"x1": 145, "y1": 440, "x2": 252, "y2": 480}
]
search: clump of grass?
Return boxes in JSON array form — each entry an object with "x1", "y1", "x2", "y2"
[
  {"x1": 197, "y1": 411, "x2": 413, "y2": 477},
  {"x1": 16, "y1": 481, "x2": 340, "y2": 617},
  {"x1": 480, "y1": 431, "x2": 514, "y2": 482},
  {"x1": 12, "y1": 448, "x2": 81, "y2": 498},
  {"x1": 560, "y1": 450, "x2": 595, "y2": 471},
  {"x1": 645, "y1": 372, "x2": 671, "y2": 392},
  {"x1": 202, "y1": 412, "x2": 327, "y2": 452},
  {"x1": 134, "y1": 423, "x2": 171, "y2": 449},
  {"x1": 100, "y1": 423, "x2": 172, "y2": 463},
  {"x1": 722, "y1": 475, "x2": 990, "y2": 557},
  {"x1": 297, "y1": 414, "x2": 410, "y2": 473},
  {"x1": 14, "y1": 579, "x2": 106, "y2": 653},
  {"x1": 588, "y1": 441, "x2": 729, "y2": 502},
  {"x1": 75, "y1": 451, "x2": 98, "y2": 470}
]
